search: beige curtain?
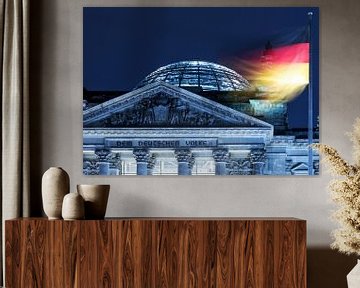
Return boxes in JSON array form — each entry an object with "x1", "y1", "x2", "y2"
[{"x1": 0, "y1": 0, "x2": 30, "y2": 285}]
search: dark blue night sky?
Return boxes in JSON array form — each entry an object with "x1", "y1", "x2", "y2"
[{"x1": 83, "y1": 7, "x2": 319, "y2": 129}]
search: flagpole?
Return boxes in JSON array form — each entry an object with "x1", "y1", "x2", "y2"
[{"x1": 308, "y1": 11, "x2": 314, "y2": 175}]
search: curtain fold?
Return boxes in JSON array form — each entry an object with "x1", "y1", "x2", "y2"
[{"x1": 0, "y1": 0, "x2": 30, "y2": 284}]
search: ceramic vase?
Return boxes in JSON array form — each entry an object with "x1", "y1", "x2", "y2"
[
  {"x1": 347, "y1": 259, "x2": 360, "y2": 288},
  {"x1": 62, "y1": 192, "x2": 85, "y2": 220},
  {"x1": 77, "y1": 184, "x2": 110, "y2": 219},
  {"x1": 42, "y1": 167, "x2": 70, "y2": 219}
]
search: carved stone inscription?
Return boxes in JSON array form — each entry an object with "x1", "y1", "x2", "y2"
[{"x1": 105, "y1": 138, "x2": 218, "y2": 148}]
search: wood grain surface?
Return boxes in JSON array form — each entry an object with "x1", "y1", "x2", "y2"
[{"x1": 5, "y1": 218, "x2": 306, "y2": 288}]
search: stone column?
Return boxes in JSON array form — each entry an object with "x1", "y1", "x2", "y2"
[
  {"x1": 313, "y1": 160, "x2": 319, "y2": 175},
  {"x1": 175, "y1": 149, "x2": 192, "y2": 176},
  {"x1": 133, "y1": 149, "x2": 150, "y2": 175},
  {"x1": 147, "y1": 156, "x2": 156, "y2": 175},
  {"x1": 95, "y1": 149, "x2": 111, "y2": 175},
  {"x1": 108, "y1": 153, "x2": 121, "y2": 175},
  {"x1": 250, "y1": 149, "x2": 266, "y2": 175},
  {"x1": 213, "y1": 149, "x2": 229, "y2": 175},
  {"x1": 188, "y1": 156, "x2": 195, "y2": 175},
  {"x1": 285, "y1": 158, "x2": 293, "y2": 175}
]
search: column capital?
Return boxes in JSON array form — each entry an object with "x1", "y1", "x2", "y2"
[
  {"x1": 133, "y1": 149, "x2": 150, "y2": 163},
  {"x1": 250, "y1": 148, "x2": 266, "y2": 163},
  {"x1": 108, "y1": 153, "x2": 121, "y2": 171},
  {"x1": 212, "y1": 148, "x2": 230, "y2": 163},
  {"x1": 175, "y1": 149, "x2": 192, "y2": 163},
  {"x1": 250, "y1": 148, "x2": 266, "y2": 175},
  {"x1": 83, "y1": 159, "x2": 100, "y2": 175},
  {"x1": 95, "y1": 148, "x2": 112, "y2": 161},
  {"x1": 228, "y1": 159, "x2": 251, "y2": 175}
]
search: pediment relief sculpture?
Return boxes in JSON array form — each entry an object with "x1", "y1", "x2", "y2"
[{"x1": 84, "y1": 84, "x2": 272, "y2": 129}]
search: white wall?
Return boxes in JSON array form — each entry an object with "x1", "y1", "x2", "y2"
[{"x1": 30, "y1": 0, "x2": 360, "y2": 250}]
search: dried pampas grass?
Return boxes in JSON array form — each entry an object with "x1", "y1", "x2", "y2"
[{"x1": 313, "y1": 118, "x2": 360, "y2": 256}]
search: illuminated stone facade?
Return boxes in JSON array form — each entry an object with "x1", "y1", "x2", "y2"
[{"x1": 83, "y1": 61, "x2": 318, "y2": 176}]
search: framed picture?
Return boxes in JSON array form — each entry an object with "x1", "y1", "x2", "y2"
[{"x1": 83, "y1": 7, "x2": 319, "y2": 176}]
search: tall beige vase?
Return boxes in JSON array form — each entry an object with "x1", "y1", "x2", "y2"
[
  {"x1": 42, "y1": 167, "x2": 70, "y2": 219},
  {"x1": 77, "y1": 184, "x2": 110, "y2": 219}
]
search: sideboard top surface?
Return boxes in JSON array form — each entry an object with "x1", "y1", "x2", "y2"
[{"x1": 6, "y1": 217, "x2": 305, "y2": 222}]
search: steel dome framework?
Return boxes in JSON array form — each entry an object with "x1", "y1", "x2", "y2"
[{"x1": 135, "y1": 61, "x2": 251, "y2": 92}]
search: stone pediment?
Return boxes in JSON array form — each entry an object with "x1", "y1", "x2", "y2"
[
  {"x1": 290, "y1": 162, "x2": 309, "y2": 175},
  {"x1": 83, "y1": 82, "x2": 273, "y2": 129}
]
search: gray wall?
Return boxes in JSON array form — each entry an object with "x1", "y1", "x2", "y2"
[{"x1": 30, "y1": 1, "x2": 360, "y2": 287}]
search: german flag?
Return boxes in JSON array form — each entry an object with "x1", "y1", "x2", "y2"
[{"x1": 240, "y1": 39, "x2": 309, "y2": 102}]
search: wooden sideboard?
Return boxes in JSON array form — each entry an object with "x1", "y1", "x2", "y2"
[{"x1": 5, "y1": 218, "x2": 306, "y2": 287}]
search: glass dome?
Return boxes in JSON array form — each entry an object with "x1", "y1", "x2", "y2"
[{"x1": 135, "y1": 60, "x2": 251, "y2": 92}]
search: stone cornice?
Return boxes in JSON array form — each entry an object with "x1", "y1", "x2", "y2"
[{"x1": 83, "y1": 127, "x2": 273, "y2": 143}]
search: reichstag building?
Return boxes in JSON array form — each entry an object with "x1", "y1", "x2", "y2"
[{"x1": 83, "y1": 61, "x2": 318, "y2": 176}]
